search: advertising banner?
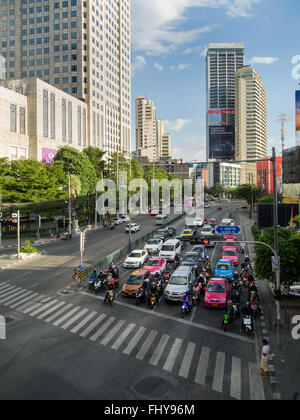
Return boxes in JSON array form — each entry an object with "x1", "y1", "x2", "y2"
[{"x1": 42, "y1": 148, "x2": 57, "y2": 165}]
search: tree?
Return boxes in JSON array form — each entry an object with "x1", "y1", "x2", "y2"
[
  {"x1": 252, "y1": 224, "x2": 300, "y2": 289},
  {"x1": 235, "y1": 184, "x2": 258, "y2": 204},
  {"x1": 83, "y1": 147, "x2": 106, "y2": 179},
  {"x1": 258, "y1": 196, "x2": 273, "y2": 204},
  {"x1": 54, "y1": 146, "x2": 97, "y2": 195}
]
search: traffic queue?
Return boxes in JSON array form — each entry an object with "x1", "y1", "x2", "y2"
[{"x1": 87, "y1": 216, "x2": 261, "y2": 336}]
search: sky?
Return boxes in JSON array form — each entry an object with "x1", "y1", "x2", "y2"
[{"x1": 131, "y1": 0, "x2": 300, "y2": 162}]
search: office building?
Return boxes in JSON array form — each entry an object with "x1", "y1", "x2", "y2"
[
  {"x1": 206, "y1": 42, "x2": 245, "y2": 161},
  {"x1": 0, "y1": 77, "x2": 87, "y2": 162},
  {"x1": 0, "y1": 0, "x2": 131, "y2": 157},
  {"x1": 235, "y1": 65, "x2": 268, "y2": 184},
  {"x1": 257, "y1": 157, "x2": 282, "y2": 195}
]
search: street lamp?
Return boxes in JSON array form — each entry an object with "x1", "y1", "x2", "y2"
[{"x1": 79, "y1": 225, "x2": 92, "y2": 266}]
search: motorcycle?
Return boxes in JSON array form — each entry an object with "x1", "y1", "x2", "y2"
[
  {"x1": 164, "y1": 272, "x2": 171, "y2": 283},
  {"x1": 222, "y1": 313, "x2": 231, "y2": 332},
  {"x1": 251, "y1": 302, "x2": 261, "y2": 319},
  {"x1": 109, "y1": 222, "x2": 115, "y2": 230},
  {"x1": 240, "y1": 243, "x2": 246, "y2": 254},
  {"x1": 181, "y1": 299, "x2": 192, "y2": 317},
  {"x1": 148, "y1": 293, "x2": 158, "y2": 310},
  {"x1": 135, "y1": 288, "x2": 146, "y2": 306},
  {"x1": 88, "y1": 278, "x2": 96, "y2": 291},
  {"x1": 94, "y1": 278, "x2": 106, "y2": 294},
  {"x1": 242, "y1": 315, "x2": 254, "y2": 335},
  {"x1": 107, "y1": 290, "x2": 115, "y2": 306},
  {"x1": 173, "y1": 257, "x2": 181, "y2": 270}
]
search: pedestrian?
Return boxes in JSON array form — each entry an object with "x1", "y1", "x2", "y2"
[{"x1": 260, "y1": 339, "x2": 271, "y2": 379}]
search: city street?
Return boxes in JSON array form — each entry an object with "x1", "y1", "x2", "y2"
[{"x1": 0, "y1": 201, "x2": 273, "y2": 400}]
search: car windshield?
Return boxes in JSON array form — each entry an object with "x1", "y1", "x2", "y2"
[
  {"x1": 169, "y1": 276, "x2": 187, "y2": 285},
  {"x1": 157, "y1": 230, "x2": 165, "y2": 234},
  {"x1": 202, "y1": 227, "x2": 211, "y2": 231},
  {"x1": 193, "y1": 246, "x2": 204, "y2": 252},
  {"x1": 182, "y1": 230, "x2": 190, "y2": 234},
  {"x1": 126, "y1": 276, "x2": 143, "y2": 285},
  {"x1": 146, "y1": 260, "x2": 161, "y2": 266},
  {"x1": 161, "y1": 245, "x2": 174, "y2": 251},
  {"x1": 184, "y1": 255, "x2": 198, "y2": 263},
  {"x1": 224, "y1": 251, "x2": 236, "y2": 257},
  {"x1": 208, "y1": 283, "x2": 225, "y2": 293},
  {"x1": 147, "y1": 240, "x2": 159, "y2": 245},
  {"x1": 128, "y1": 252, "x2": 141, "y2": 258},
  {"x1": 217, "y1": 264, "x2": 231, "y2": 270}
]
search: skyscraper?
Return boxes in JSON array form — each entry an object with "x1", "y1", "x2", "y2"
[
  {"x1": 0, "y1": 0, "x2": 131, "y2": 157},
  {"x1": 206, "y1": 42, "x2": 245, "y2": 161},
  {"x1": 135, "y1": 97, "x2": 158, "y2": 162},
  {"x1": 235, "y1": 65, "x2": 268, "y2": 184}
]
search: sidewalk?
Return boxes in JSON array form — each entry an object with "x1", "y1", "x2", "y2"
[{"x1": 240, "y1": 211, "x2": 300, "y2": 401}]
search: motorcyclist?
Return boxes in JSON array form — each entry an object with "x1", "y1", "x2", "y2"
[
  {"x1": 182, "y1": 291, "x2": 192, "y2": 313},
  {"x1": 174, "y1": 254, "x2": 181, "y2": 267},
  {"x1": 103, "y1": 280, "x2": 115, "y2": 304},
  {"x1": 90, "y1": 269, "x2": 98, "y2": 283},
  {"x1": 241, "y1": 301, "x2": 254, "y2": 331}
]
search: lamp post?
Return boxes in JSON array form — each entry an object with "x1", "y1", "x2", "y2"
[{"x1": 79, "y1": 225, "x2": 92, "y2": 267}]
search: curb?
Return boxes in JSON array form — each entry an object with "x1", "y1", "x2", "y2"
[{"x1": 244, "y1": 218, "x2": 282, "y2": 401}]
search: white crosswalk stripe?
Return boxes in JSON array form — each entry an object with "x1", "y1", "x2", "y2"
[
  {"x1": 163, "y1": 338, "x2": 183, "y2": 373},
  {"x1": 111, "y1": 323, "x2": 136, "y2": 351},
  {"x1": 80, "y1": 314, "x2": 107, "y2": 338},
  {"x1": 0, "y1": 284, "x2": 15, "y2": 293},
  {"x1": 178, "y1": 342, "x2": 196, "y2": 379},
  {"x1": 70, "y1": 311, "x2": 97, "y2": 334},
  {"x1": 123, "y1": 326, "x2": 146, "y2": 356},
  {"x1": 10, "y1": 293, "x2": 40, "y2": 309},
  {"x1": 0, "y1": 289, "x2": 30, "y2": 304},
  {"x1": 23, "y1": 297, "x2": 52, "y2": 314},
  {"x1": 0, "y1": 288, "x2": 22, "y2": 302},
  {"x1": 29, "y1": 300, "x2": 58, "y2": 317},
  {"x1": 212, "y1": 351, "x2": 226, "y2": 393},
  {"x1": 149, "y1": 334, "x2": 170, "y2": 367},
  {"x1": 52, "y1": 306, "x2": 82, "y2": 327},
  {"x1": 136, "y1": 330, "x2": 157, "y2": 361},
  {"x1": 37, "y1": 302, "x2": 67, "y2": 320},
  {"x1": 101, "y1": 320, "x2": 126, "y2": 346},
  {"x1": 0, "y1": 286, "x2": 19, "y2": 296},
  {"x1": 249, "y1": 361, "x2": 265, "y2": 400},
  {"x1": 195, "y1": 346, "x2": 210, "y2": 385},
  {"x1": 89, "y1": 316, "x2": 116, "y2": 342},
  {"x1": 231, "y1": 356, "x2": 242, "y2": 400},
  {"x1": 4, "y1": 291, "x2": 34, "y2": 306},
  {"x1": 44, "y1": 304, "x2": 73, "y2": 323},
  {"x1": 61, "y1": 308, "x2": 89, "y2": 330}
]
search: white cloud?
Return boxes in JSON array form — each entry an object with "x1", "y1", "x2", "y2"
[
  {"x1": 248, "y1": 56, "x2": 279, "y2": 65},
  {"x1": 172, "y1": 146, "x2": 183, "y2": 158},
  {"x1": 154, "y1": 62, "x2": 164, "y2": 71},
  {"x1": 132, "y1": 0, "x2": 261, "y2": 55},
  {"x1": 164, "y1": 119, "x2": 192, "y2": 132},
  {"x1": 182, "y1": 45, "x2": 208, "y2": 56},
  {"x1": 170, "y1": 63, "x2": 191, "y2": 71},
  {"x1": 132, "y1": 56, "x2": 146, "y2": 77}
]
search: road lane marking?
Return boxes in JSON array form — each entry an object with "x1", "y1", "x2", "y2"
[
  {"x1": 3, "y1": 290, "x2": 33, "y2": 306},
  {"x1": 61, "y1": 308, "x2": 89, "y2": 330},
  {"x1": 149, "y1": 334, "x2": 170, "y2": 367},
  {"x1": 0, "y1": 284, "x2": 15, "y2": 292},
  {"x1": 89, "y1": 316, "x2": 116, "y2": 342},
  {"x1": 44, "y1": 304, "x2": 73, "y2": 323},
  {"x1": 123, "y1": 326, "x2": 146, "y2": 356},
  {"x1": 37, "y1": 302, "x2": 67, "y2": 320},
  {"x1": 0, "y1": 287, "x2": 21, "y2": 299},
  {"x1": 100, "y1": 319, "x2": 126, "y2": 346},
  {"x1": 136, "y1": 330, "x2": 157, "y2": 361},
  {"x1": 70, "y1": 311, "x2": 98, "y2": 334},
  {"x1": 30, "y1": 300, "x2": 59, "y2": 317},
  {"x1": 195, "y1": 346, "x2": 210, "y2": 385},
  {"x1": 212, "y1": 351, "x2": 226, "y2": 393},
  {"x1": 0, "y1": 288, "x2": 25, "y2": 303},
  {"x1": 163, "y1": 338, "x2": 183, "y2": 373},
  {"x1": 178, "y1": 342, "x2": 196, "y2": 379},
  {"x1": 79, "y1": 314, "x2": 106, "y2": 338},
  {"x1": 230, "y1": 356, "x2": 242, "y2": 400},
  {"x1": 52, "y1": 306, "x2": 82, "y2": 327},
  {"x1": 111, "y1": 323, "x2": 136, "y2": 351}
]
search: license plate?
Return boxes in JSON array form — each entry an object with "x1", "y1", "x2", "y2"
[{"x1": 212, "y1": 304, "x2": 218, "y2": 307}]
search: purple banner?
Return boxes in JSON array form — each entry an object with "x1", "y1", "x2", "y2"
[{"x1": 42, "y1": 148, "x2": 57, "y2": 165}]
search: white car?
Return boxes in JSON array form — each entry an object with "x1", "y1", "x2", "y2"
[
  {"x1": 193, "y1": 218, "x2": 204, "y2": 227},
  {"x1": 112, "y1": 217, "x2": 124, "y2": 225},
  {"x1": 204, "y1": 203, "x2": 211, "y2": 208},
  {"x1": 200, "y1": 224, "x2": 214, "y2": 236},
  {"x1": 123, "y1": 250, "x2": 148, "y2": 268},
  {"x1": 144, "y1": 238, "x2": 163, "y2": 254},
  {"x1": 121, "y1": 215, "x2": 130, "y2": 223},
  {"x1": 126, "y1": 223, "x2": 140, "y2": 233},
  {"x1": 221, "y1": 218, "x2": 235, "y2": 226}
]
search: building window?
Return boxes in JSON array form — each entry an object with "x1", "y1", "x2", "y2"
[
  {"x1": 19, "y1": 107, "x2": 25, "y2": 134},
  {"x1": 9, "y1": 146, "x2": 17, "y2": 161},
  {"x1": 10, "y1": 103, "x2": 17, "y2": 133}
]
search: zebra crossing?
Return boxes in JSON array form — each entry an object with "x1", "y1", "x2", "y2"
[{"x1": 0, "y1": 282, "x2": 265, "y2": 400}]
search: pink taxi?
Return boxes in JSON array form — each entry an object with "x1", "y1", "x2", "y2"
[
  {"x1": 222, "y1": 246, "x2": 239, "y2": 266},
  {"x1": 204, "y1": 278, "x2": 229, "y2": 308},
  {"x1": 143, "y1": 257, "x2": 167, "y2": 275},
  {"x1": 224, "y1": 234, "x2": 237, "y2": 241}
]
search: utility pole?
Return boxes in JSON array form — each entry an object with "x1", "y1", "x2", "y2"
[
  {"x1": 129, "y1": 158, "x2": 132, "y2": 252},
  {"x1": 272, "y1": 147, "x2": 281, "y2": 347},
  {"x1": 17, "y1": 210, "x2": 20, "y2": 260},
  {"x1": 278, "y1": 113, "x2": 287, "y2": 157},
  {"x1": 68, "y1": 172, "x2": 72, "y2": 235},
  {"x1": 95, "y1": 190, "x2": 97, "y2": 230},
  {"x1": 0, "y1": 194, "x2": 2, "y2": 248}
]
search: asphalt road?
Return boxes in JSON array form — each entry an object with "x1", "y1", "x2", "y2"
[{"x1": 0, "y1": 201, "x2": 273, "y2": 400}]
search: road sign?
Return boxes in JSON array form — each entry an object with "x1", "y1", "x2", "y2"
[
  {"x1": 77, "y1": 265, "x2": 83, "y2": 281},
  {"x1": 216, "y1": 225, "x2": 241, "y2": 235},
  {"x1": 0, "y1": 212, "x2": 2, "y2": 219},
  {"x1": 271, "y1": 256, "x2": 280, "y2": 272},
  {"x1": 12, "y1": 213, "x2": 18, "y2": 218}
]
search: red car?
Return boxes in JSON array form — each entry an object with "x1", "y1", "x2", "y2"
[{"x1": 222, "y1": 245, "x2": 239, "y2": 266}]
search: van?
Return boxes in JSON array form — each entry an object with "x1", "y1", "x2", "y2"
[
  {"x1": 164, "y1": 266, "x2": 195, "y2": 302},
  {"x1": 155, "y1": 214, "x2": 167, "y2": 225},
  {"x1": 159, "y1": 239, "x2": 181, "y2": 261}
]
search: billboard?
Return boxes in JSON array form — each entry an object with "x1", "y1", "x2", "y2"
[
  {"x1": 208, "y1": 125, "x2": 235, "y2": 160},
  {"x1": 258, "y1": 203, "x2": 299, "y2": 229},
  {"x1": 283, "y1": 146, "x2": 300, "y2": 184},
  {"x1": 296, "y1": 90, "x2": 300, "y2": 146},
  {"x1": 42, "y1": 148, "x2": 57, "y2": 165}
]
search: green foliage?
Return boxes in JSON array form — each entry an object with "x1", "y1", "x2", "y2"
[
  {"x1": 235, "y1": 184, "x2": 258, "y2": 204},
  {"x1": 20, "y1": 240, "x2": 37, "y2": 254},
  {"x1": 207, "y1": 182, "x2": 225, "y2": 197},
  {"x1": 83, "y1": 147, "x2": 106, "y2": 179},
  {"x1": 54, "y1": 146, "x2": 97, "y2": 195},
  {"x1": 251, "y1": 224, "x2": 300, "y2": 287},
  {"x1": 258, "y1": 196, "x2": 274, "y2": 204}
]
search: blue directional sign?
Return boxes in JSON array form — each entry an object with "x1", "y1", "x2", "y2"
[{"x1": 216, "y1": 225, "x2": 241, "y2": 235}]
